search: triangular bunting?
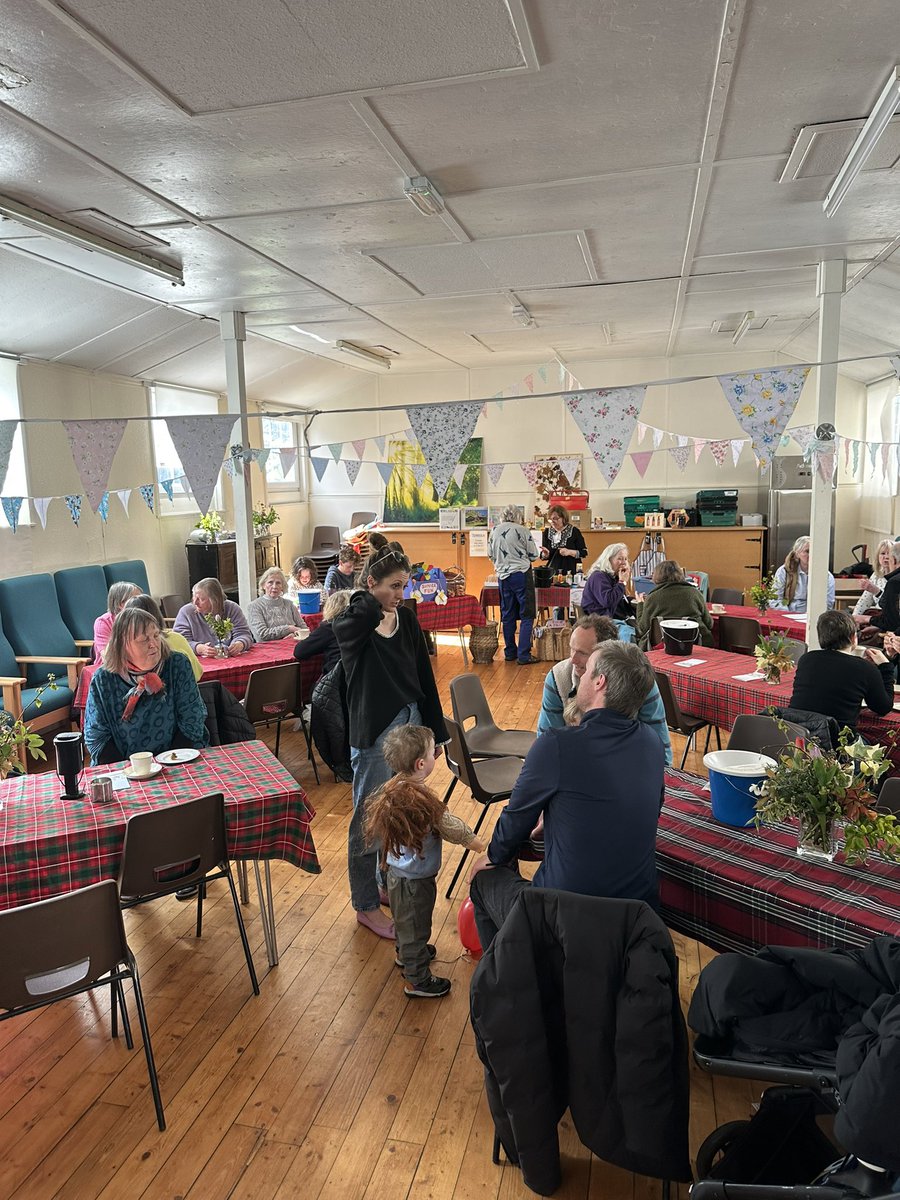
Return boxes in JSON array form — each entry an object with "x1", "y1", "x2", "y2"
[
  {"x1": 486, "y1": 462, "x2": 505, "y2": 486},
  {"x1": 62, "y1": 418, "x2": 127, "y2": 512},
  {"x1": 843, "y1": 437, "x2": 851, "y2": 472},
  {"x1": 1, "y1": 496, "x2": 23, "y2": 532},
  {"x1": 405, "y1": 401, "x2": 484, "y2": 498},
  {"x1": 890, "y1": 355, "x2": 900, "y2": 380},
  {"x1": 852, "y1": 441, "x2": 861, "y2": 475},
  {"x1": 139, "y1": 484, "x2": 155, "y2": 514},
  {"x1": 565, "y1": 386, "x2": 647, "y2": 485},
  {"x1": 452, "y1": 464, "x2": 467, "y2": 488},
  {"x1": 558, "y1": 457, "x2": 580, "y2": 486},
  {"x1": 791, "y1": 425, "x2": 817, "y2": 454},
  {"x1": 279, "y1": 447, "x2": 298, "y2": 477},
  {"x1": 524, "y1": 374, "x2": 534, "y2": 393},
  {"x1": 629, "y1": 451, "x2": 654, "y2": 478},
  {"x1": 520, "y1": 462, "x2": 541, "y2": 487},
  {"x1": 65, "y1": 494, "x2": 82, "y2": 526},
  {"x1": 676, "y1": 434, "x2": 689, "y2": 448},
  {"x1": 310, "y1": 457, "x2": 329, "y2": 483},
  {"x1": 731, "y1": 439, "x2": 745, "y2": 467},
  {"x1": 0, "y1": 420, "x2": 19, "y2": 493},
  {"x1": 329, "y1": 443, "x2": 344, "y2": 462},
  {"x1": 538, "y1": 365, "x2": 548, "y2": 383},
  {"x1": 717, "y1": 367, "x2": 809, "y2": 470},
  {"x1": 652, "y1": 427, "x2": 665, "y2": 450},
  {"x1": 708, "y1": 439, "x2": 730, "y2": 467},
  {"x1": 693, "y1": 439, "x2": 707, "y2": 464},
  {"x1": 668, "y1": 445, "x2": 691, "y2": 472},
  {"x1": 222, "y1": 458, "x2": 236, "y2": 479},
  {"x1": 373, "y1": 435, "x2": 387, "y2": 457},
  {"x1": 375, "y1": 462, "x2": 394, "y2": 486},
  {"x1": 411, "y1": 463, "x2": 429, "y2": 488},
  {"x1": 255, "y1": 448, "x2": 271, "y2": 471},
  {"x1": 882, "y1": 442, "x2": 891, "y2": 480},
  {"x1": 352, "y1": 439, "x2": 366, "y2": 459},
  {"x1": 165, "y1": 415, "x2": 236, "y2": 515},
  {"x1": 116, "y1": 488, "x2": 131, "y2": 516},
  {"x1": 869, "y1": 442, "x2": 879, "y2": 474},
  {"x1": 97, "y1": 492, "x2": 110, "y2": 523},
  {"x1": 345, "y1": 459, "x2": 362, "y2": 486},
  {"x1": 161, "y1": 478, "x2": 175, "y2": 503},
  {"x1": 818, "y1": 451, "x2": 836, "y2": 485},
  {"x1": 636, "y1": 423, "x2": 648, "y2": 445},
  {"x1": 32, "y1": 496, "x2": 53, "y2": 528}
]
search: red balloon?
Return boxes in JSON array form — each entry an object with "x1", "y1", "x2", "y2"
[{"x1": 457, "y1": 897, "x2": 482, "y2": 959}]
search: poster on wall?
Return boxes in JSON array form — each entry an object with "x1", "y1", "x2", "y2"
[
  {"x1": 532, "y1": 454, "x2": 583, "y2": 525},
  {"x1": 438, "y1": 507, "x2": 461, "y2": 531},
  {"x1": 383, "y1": 436, "x2": 483, "y2": 523},
  {"x1": 463, "y1": 505, "x2": 488, "y2": 528},
  {"x1": 468, "y1": 529, "x2": 489, "y2": 557}
]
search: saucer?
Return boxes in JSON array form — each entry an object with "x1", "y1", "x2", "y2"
[
  {"x1": 154, "y1": 748, "x2": 200, "y2": 765},
  {"x1": 124, "y1": 762, "x2": 164, "y2": 780}
]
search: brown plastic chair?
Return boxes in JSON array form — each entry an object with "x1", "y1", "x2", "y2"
[
  {"x1": 718, "y1": 614, "x2": 762, "y2": 656},
  {"x1": 727, "y1": 714, "x2": 806, "y2": 758},
  {"x1": 118, "y1": 792, "x2": 259, "y2": 997},
  {"x1": 349, "y1": 511, "x2": 376, "y2": 527},
  {"x1": 877, "y1": 777, "x2": 900, "y2": 815},
  {"x1": 654, "y1": 670, "x2": 721, "y2": 770},
  {"x1": 450, "y1": 672, "x2": 536, "y2": 763},
  {"x1": 442, "y1": 716, "x2": 522, "y2": 899},
  {"x1": 710, "y1": 588, "x2": 743, "y2": 605},
  {"x1": 649, "y1": 616, "x2": 663, "y2": 648},
  {"x1": 0, "y1": 880, "x2": 165, "y2": 1130},
  {"x1": 159, "y1": 594, "x2": 185, "y2": 623},
  {"x1": 243, "y1": 662, "x2": 319, "y2": 783},
  {"x1": 782, "y1": 638, "x2": 807, "y2": 665},
  {"x1": 310, "y1": 526, "x2": 341, "y2": 554}
]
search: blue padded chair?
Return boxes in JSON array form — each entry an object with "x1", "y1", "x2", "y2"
[
  {"x1": 104, "y1": 560, "x2": 150, "y2": 594},
  {"x1": 0, "y1": 609, "x2": 71, "y2": 769},
  {"x1": 0, "y1": 575, "x2": 85, "y2": 701},
  {"x1": 54, "y1": 566, "x2": 110, "y2": 643}
]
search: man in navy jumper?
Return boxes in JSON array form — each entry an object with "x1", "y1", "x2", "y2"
[{"x1": 468, "y1": 639, "x2": 665, "y2": 951}]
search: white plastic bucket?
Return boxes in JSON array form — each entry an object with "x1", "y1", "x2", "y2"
[
  {"x1": 703, "y1": 749, "x2": 775, "y2": 827},
  {"x1": 661, "y1": 618, "x2": 700, "y2": 656}
]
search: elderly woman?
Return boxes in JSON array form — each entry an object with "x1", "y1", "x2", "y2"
[
  {"x1": 173, "y1": 577, "x2": 254, "y2": 658},
  {"x1": 125, "y1": 594, "x2": 202, "y2": 679},
  {"x1": 634, "y1": 560, "x2": 713, "y2": 648},
  {"x1": 790, "y1": 609, "x2": 893, "y2": 734},
  {"x1": 771, "y1": 535, "x2": 835, "y2": 613},
  {"x1": 582, "y1": 543, "x2": 633, "y2": 621},
  {"x1": 248, "y1": 567, "x2": 309, "y2": 642},
  {"x1": 84, "y1": 607, "x2": 209, "y2": 764},
  {"x1": 93, "y1": 581, "x2": 141, "y2": 660},
  {"x1": 489, "y1": 504, "x2": 537, "y2": 664},
  {"x1": 294, "y1": 589, "x2": 350, "y2": 675},
  {"x1": 853, "y1": 538, "x2": 894, "y2": 625},
  {"x1": 539, "y1": 504, "x2": 587, "y2": 576},
  {"x1": 861, "y1": 540, "x2": 900, "y2": 635}
]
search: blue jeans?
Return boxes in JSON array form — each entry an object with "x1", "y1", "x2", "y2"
[
  {"x1": 349, "y1": 703, "x2": 421, "y2": 912},
  {"x1": 498, "y1": 570, "x2": 535, "y2": 661}
]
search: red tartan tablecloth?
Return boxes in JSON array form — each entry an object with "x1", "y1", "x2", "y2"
[
  {"x1": 711, "y1": 604, "x2": 808, "y2": 642},
  {"x1": 0, "y1": 741, "x2": 318, "y2": 911},
  {"x1": 659, "y1": 767, "x2": 900, "y2": 953},
  {"x1": 415, "y1": 593, "x2": 486, "y2": 632},
  {"x1": 648, "y1": 646, "x2": 900, "y2": 762},
  {"x1": 479, "y1": 584, "x2": 574, "y2": 612}
]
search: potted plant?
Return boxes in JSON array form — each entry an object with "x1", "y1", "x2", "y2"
[
  {"x1": 749, "y1": 573, "x2": 778, "y2": 615},
  {"x1": 754, "y1": 631, "x2": 796, "y2": 684},
  {"x1": 252, "y1": 503, "x2": 278, "y2": 537},
  {"x1": 0, "y1": 678, "x2": 57, "y2": 779},
  {"x1": 753, "y1": 727, "x2": 900, "y2": 863},
  {"x1": 194, "y1": 511, "x2": 224, "y2": 542},
  {"x1": 204, "y1": 613, "x2": 234, "y2": 657}
]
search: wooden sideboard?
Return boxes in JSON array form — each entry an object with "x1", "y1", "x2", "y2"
[
  {"x1": 186, "y1": 534, "x2": 281, "y2": 598},
  {"x1": 382, "y1": 525, "x2": 766, "y2": 600}
]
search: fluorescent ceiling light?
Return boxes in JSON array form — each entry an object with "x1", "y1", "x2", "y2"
[
  {"x1": 403, "y1": 175, "x2": 444, "y2": 216},
  {"x1": 511, "y1": 304, "x2": 536, "y2": 329},
  {"x1": 336, "y1": 340, "x2": 392, "y2": 369},
  {"x1": 289, "y1": 325, "x2": 330, "y2": 344},
  {"x1": 0, "y1": 192, "x2": 184, "y2": 284},
  {"x1": 732, "y1": 311, "x2": 755, "y2": 345},
  {"x1": 824, "y1": 67, "x2": 900, "y2": 217}
]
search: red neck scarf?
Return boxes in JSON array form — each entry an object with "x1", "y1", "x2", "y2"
[{"x1": 122, "y1": 661, "x2": 165, "y2": 722}]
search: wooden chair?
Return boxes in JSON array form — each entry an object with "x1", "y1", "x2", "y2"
[
  {"x1": 710, "y1": 588, "x2": 743, "y2": 605},
  {"x1": 0, "y1": 880, "x2": 165, "y2": 1130},
  {"x1": 718, "y1": 614, "x2": 761, "y2": 656},
  {"x1": 654, "y1": 670, "x2": 721, "y2": 770}
]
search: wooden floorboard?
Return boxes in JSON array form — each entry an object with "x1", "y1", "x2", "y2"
[{"x1": 2, "y1": 639, "x2": 767, "y2": 1199}]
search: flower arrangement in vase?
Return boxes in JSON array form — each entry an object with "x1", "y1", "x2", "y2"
[
  {"x1": 748, "y1": 574, "x2": 778, "y2": 615},
  {"x1": 252, "y1": 503, "x2": 279, "y2": 536},
  {"x1": 204, "y1": 613, "x2": 234, "y2": 656},
  {"x1": 0, "y1": 678, "x2": 58, "y2": 779},
  {"x1": 752, "y1": 726, "x2": 900, "y2": 863},
  {"x1": 754, "y1": 631, "x2": 796, "y2": 684},
  {"x1": 195, "y1": 511, "x2": 223, "y2": 542}
]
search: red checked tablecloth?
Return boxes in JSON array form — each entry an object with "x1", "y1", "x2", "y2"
[
  {"x1": 0, "y1": 741, "x2": 319, "y2": 910},
  {"x1": 479, "y1": 585, "x2": 575, "y2": 612},
  {"x1": 711, "y1": 604, "x2": 808, "y2": 642},
  {"x1": 659, "y1": 767, "x2": 900, "y2": 953},
  {"x1": 648, "y1": 646, "x2": 900, "y2": 762},
  {"x1": 415, "y1": 594, "x2": 486, "y2": 632}
]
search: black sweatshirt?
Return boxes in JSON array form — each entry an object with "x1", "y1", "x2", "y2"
[
  {"x1": 789, "y1": 649, "x2": 894, "y2": 731},
  {"x1": 293, "y1": 621, "x2": 341, "y2": 675},
  {"x1": 332, "y1": 590, "x2": 448, "y2": 749}
]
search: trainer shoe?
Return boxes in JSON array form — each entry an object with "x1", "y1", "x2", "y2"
[
  {"x1": 517, "y1": 653, "x2": 539, "y2": 665},
  {"x1": 404, "y1": 974, "x2": 451, "y2": 999},
  {"x1": 395, "y1": 943, "x2": 436, "y2": 968}
]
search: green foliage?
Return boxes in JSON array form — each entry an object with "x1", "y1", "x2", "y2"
[
  {"x1": 196, "y1": 511, "x2": 223, "y2": 535},
  {"x1": 252, "y1": 502, "x2": 278, "y2": 532},
  {"x1": 0, "y1": 676, "x2": 58, "y2": 778},
  {"x1": 754, "y1": 631, "x2": 795, "y2": 682},
  {"x1": 749, "y1": 574, "x2": 778, "y2": 613},
  {"x1": 204, "y1": 614, "x2": 234, "y2": 642}
]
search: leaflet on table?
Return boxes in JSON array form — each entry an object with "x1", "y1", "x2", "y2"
[
  {"x1": 674, "y1": 658, "x2": 707, "y2": 667},
  {"x1": 733, "y1": 671, "x2": 766, "y2": 681},
  {"x1": 784, "y1": 614, "x2": 808, "y2": 622},
  {"x1": 108, "y1": 771, "x2": 131, "y2": 790}
]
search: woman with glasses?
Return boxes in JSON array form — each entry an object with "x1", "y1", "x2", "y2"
[
  {"x1": 83, "y1": 607, "x2": 209, "y2": 765},
  {"x1": 333, "y1": 545, "x2": 448, "y2": 940}
]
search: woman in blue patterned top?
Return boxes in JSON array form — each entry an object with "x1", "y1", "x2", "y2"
[{"x1": 84, "y1": 608, "x2": 209, "y2": 764}]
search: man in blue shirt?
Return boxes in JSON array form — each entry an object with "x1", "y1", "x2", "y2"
[{"x1": 468, "y1": 639, "x2": 665, "y2": 951}]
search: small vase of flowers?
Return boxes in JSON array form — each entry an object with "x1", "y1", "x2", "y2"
[
  {"x1": 754, "y1": 631, "x2": 796, "y2": 685},
  {"x1": 252, "y1": 503, "x2": 278, "y2": 537},
  {"x1": 204, "y1": 613, "x2": 234, "y2": 656},
  {"x1": 749, "y1": 574, "x2": 778, "y2": 615},
  {"x1": 195, "y1": 511, "x2": 224, "y2": 542}
]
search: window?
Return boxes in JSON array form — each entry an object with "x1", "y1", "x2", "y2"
[
  {"x1": 150, "y1": 384, "x2": 224, "y2": 516},
  {"x1": 0, "y1": 359, "x2": 30, "y2": 528},
  {"x1": 261, "y1": 415, "x2": 300, "y2": 489}
]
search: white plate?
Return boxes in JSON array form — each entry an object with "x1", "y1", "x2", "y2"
[
  {"x1": 155, "y1": 748, "x2": 200, "y2": 765},
  {"x1": 124, "y1": 762, "x2": 164, "y2": 780}
]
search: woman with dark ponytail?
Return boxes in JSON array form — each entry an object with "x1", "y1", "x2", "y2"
[{"x1": 332, "y1": 545, "x2": 448, "y2": 939}]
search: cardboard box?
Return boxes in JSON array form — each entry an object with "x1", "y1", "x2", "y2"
[{"x1": 568, "y1": 508, "x2": 592, "y2": 528}]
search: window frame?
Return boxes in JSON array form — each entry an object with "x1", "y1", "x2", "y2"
[{"x1": 260, "y1": 414, "x2": 302, "y2": 494}]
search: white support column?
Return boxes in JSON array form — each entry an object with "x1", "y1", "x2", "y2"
[
  {"x1": 220, "y1": 311, "x2": 255, "y2": 609},
  {"x1": 807, "y1": 259, "x2": 846, "y2": 646}
]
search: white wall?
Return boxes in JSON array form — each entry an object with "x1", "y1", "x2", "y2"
[{"x1": 859, "y1": 374, "x2": 900, "y2": 547}]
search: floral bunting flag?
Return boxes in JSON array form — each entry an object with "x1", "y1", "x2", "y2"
[
  {"x1": 852, "y1": 440, "x2": 861, "y2": 475},
  {"x1": 329, "y1": 443, "x2": 343, "y2": 462},
  {"x1": 668, "y1": 445, "x2": 691, "y2": 472},
  {"x1": 411, "y1": 463, "x2": 429, "y2": 488},
  {"x1": 0, "y1": 420, "x2": 19, "y2": 493},
  {"x1": 869, "y1": 442, "x2": 879, "y2": 475},
  {"x1": 279, "y1": 447, "x2": 298, "y2": 477},
  {"x1": 344, "y1": 459, "x2": 362, "y2": 486},
  {"x1": 32, "y1": 496, "x2": 52, "y2": 528},
  {"x1": 636, "y1": 422, "x2": 648, "y2": 445},
  {"x1": 160, "y1": 478, "x2": 175, "y2": 503},
  {"x1": 116, "y1": 488, "x2": 131, "y2": 516},
  {"x1": 255, "y1": 448, "x2": 271, "y2": 472},
  {"x1": 165, "y1": 415, "x2": 236, "y2": 515},
  {"x1": 310, "y1": 457, "x2": 329, "y2": 483},
  {"x1": 843, "y1": 437, "x2": 851, "y2": 471},
  {"x1": 62, "y1": 418, "x2": 127, "y2": 512},
  {"x1": 351, "y1": 439, "x2": 366, "y2": 459},
  {"x1": 375, "y1": 462, "x2": 394, "y2": 485},
  {"x1": 693, "y1": 439, "x2": 707, "y2": 463},
  {"x1": 373, "y1": 435, "x2": 387, "y2": 457},
  {"x1": 452, "y1": 464, "x2": 467, "y2": 488},
  {"x1": 882, "y1": 443, "x2": 892, "y2": 481},
  {"x1": 524, "y1": 374, "x2": 534, "y2": 393},
  {"x1": 676, "y1": 434, "x2": 689, "y2": 448},
  {"x1": 791, "y1": 425, "x2": 816, "y2": 455},
  {"x1": 403, "y1": 428, "x2": 416, "y2": 445},
  {"x1": 538, "y1": 365, "x2": 548, "y2": 383},
  {"x1": 708, "y1": 439, "x2": 730, "y2": 467},
  {"x1": 731, "y1": 439, "x2": 745, "y2": 467},
  {"x1": 557, "y1": 457, "x2": 580, "y2": 486},
  {"x1": 485, "y1": 462, "x2": 505, "y2": 486},
  {"x1": 520, "y1": 462, "x2": 541, "y2": 487},
  {"x1": 817, "y1": 450, "x2": 836, "y2": 484},
  {"x1": 139, "y1": 484, "x2": 155, "y2": 513},
  {"x1": 652, "y1": 427, "x2": 665, "y2": 450},
  {"x1": 629, "y1": 451, "x2": 654, "y2": 478},
  {"x1": 405, "y1": 401, "x2": 484, "y2": 498},
  {"x1": 97, "y1": 492, "x2": 110, "y2": 523},
  {"x1": 65, "y1": 494, "x2": 82, "y2": 526},
  {"x1": 1, "y1": 496, "x2": 23, "y2": 532},
  {"x1": 564, "y1": 386, "x2": 646, "y2": 485},
  {"x1": 717, "y1": 367, "x2": 810, "y2": 470},
  {"x1": 222, "y1": 458, "x2": 236, "y2": 479}
]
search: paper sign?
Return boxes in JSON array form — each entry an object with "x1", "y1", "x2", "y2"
[
  {"x1": 733, "y1": 671, "x2": 766, "y2": 681},
  {"x1": 674, "y1": 658, "x2": 706, "y2": 667},
  {"x1": 108, "y1": 772, "x2": 131, "y2": 791},
  {"x1": 468, "y1": 529, "x2": 489, "y2": 557},
  {"x1": 784, "y1": 614, "x2": 808, "y2": 622}
]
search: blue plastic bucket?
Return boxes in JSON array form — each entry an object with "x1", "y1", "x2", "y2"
[
  {"x1": 296, "y1": 589, "x2": 321, "y2": 615},
  {"x1": 703, "y1": 749, "x2": 775, "y2": 827}
]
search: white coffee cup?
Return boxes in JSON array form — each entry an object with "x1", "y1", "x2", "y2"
[{"x1": 129, "y1": 751, "x2": 153, "y2": 778}]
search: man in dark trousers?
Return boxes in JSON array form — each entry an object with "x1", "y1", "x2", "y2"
[{"x1": 468, "y1": 639, "x2": 665, "y2": 951}]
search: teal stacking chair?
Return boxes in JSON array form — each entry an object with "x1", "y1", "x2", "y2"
[
  {"x1": 0, "y1": 607, "x2": 74, "y2": 770},
  {"x1": 103, "y1": 560, "x2": 150, "y2": 594},
  {"x1": 54, "y1": 566, "x2": 110, "y2": 644}
]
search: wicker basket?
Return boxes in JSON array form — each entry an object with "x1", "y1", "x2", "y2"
[
  {"x1": 469, "y1": 622, "x2": 499, "y2": 664},
  {"x1": 534, "y1": 625, "x2": 571, "y2": 662},
  {"x1": 445, "y1": 565, "x2": 467, "y2": 597}
]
